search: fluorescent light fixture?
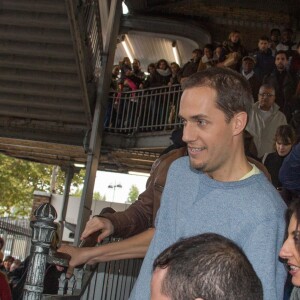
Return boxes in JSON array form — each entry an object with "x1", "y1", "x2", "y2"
[
  {"x1": 128, "y1": 171, "x2": 150, "y2": 177},
  {"x1": 122, "y1": 2, "x2": 129, "y2": 14},
  {"x1": 121, "y1": 40, "x2": 134, "y2": 63},
  {"x1": 172, "y1": 41, "x2": 181, "y2": 66},
  {"x1": 74, "y1": 163, "x2": 85, "y2": 168}
]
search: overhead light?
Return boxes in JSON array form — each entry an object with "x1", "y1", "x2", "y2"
[
  {"x1": 121, "y1": 35, "x2": 134, "y2": 63},
  {"x1": 122, "y1": 2, "x2": 129, "y2": 15},
  {"x1": 128, "y1": 171, "x2": 150, "y2": 177},
  {"x1": 172, "y1": 41, "x2": 181, "y2": 66},
  {"x1": 74, "y1": 163, "x2": 85, "y2": 168}
]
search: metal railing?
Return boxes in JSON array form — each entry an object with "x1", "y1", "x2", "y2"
[
  {"x1": 0, "y1": 217, "x2": 31, "y2": 261},
  {"x1": 105, "y1": 84, "x2": 183, "y2": 133},
  {"x1": 81, "y1": 0, "x2": 103, "y2": 80},
  {"x1": 53, "y1": 253, "x2": 143, "y2": 300}
]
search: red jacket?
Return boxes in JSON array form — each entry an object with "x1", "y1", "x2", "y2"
[{"x1": 0, "y1": 271, "x2": 12, "y2": 300}]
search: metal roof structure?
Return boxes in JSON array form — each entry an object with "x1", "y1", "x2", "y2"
[{"x1": 0, "y1": 0, "x2": 299, "y2": 174}]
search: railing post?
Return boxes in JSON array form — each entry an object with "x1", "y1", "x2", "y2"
[{"x1": 23, "y1": 203, "x2": 57, "y2": 300}]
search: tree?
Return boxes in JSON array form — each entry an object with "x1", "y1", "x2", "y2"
[
  {"x1": 93, "y1": 191, "x2": 106, "y2": 201},
  {"x1": 0, "y1": 154, "x2": 85, "y2": 217},
  {"x1": 127, "y1": 184, "x2": 139, "y2": 203}
]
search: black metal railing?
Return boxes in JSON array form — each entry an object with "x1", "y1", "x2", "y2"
[
  {"x1": 0, "y1": 217, "x2": 31, "y2": 261},
  {"x1": 81, "y1": 0, "x2": 103, "y2": 81},
  {"x1": 105, "y1": 84, "x2": 183, "y2": 133}
]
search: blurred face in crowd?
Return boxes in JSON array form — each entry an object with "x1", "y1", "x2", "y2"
[
  {"x1": 258, "y1": 86, "x2": 275, "y2": 111},
  {"x1": 112, "y1": 66, "x2": 120, "y2": 76},
  {"x1": 276, "y1": 139, "x2": 292, "y2": 157},
  {"x1": 123, "y1": 57, "x2": 131, "y2": 65},
  {"x1": 258, "y1": 40, "x2": 269, "y2": 52},
  {"x1": 230, "y1": 32, "x2": 240, "y2": 43},
  {"x1": 3, "y1": 259, "x2": 13, "y2": 271},
  {"x1": 170, "y1": 63, "x2": 179, "y2": 74},
  {"x1": 280, "y1": 214, "x2": 300, "y2": 286},
  {"x1": 148, "y1": 65, "x2": 156, "y2": 75},
  {"x1": 282, "y1": 30, "x2": 293, "y2": 43},
  {"x1": 215, "y1": 46, "x2": 222, "y2": 58},
  {"x1": 132, "y1": 59, "x2": 140, "y2": 71},
  {"x1": 270, "y1": 30, "x2": 280, "y2": 43},
  {"x1": 192, "y1": 50, "x2": 202, "y2": 60},
  {"x1": 275, "y1": 53, "x2": 288, "y2": 71},
  {"x1": 159, "y1": 60, "x2": 168, "y2": 70},
  {"x1": 204, "y1": 47, "x2": 213, "y2": 59},
  {"x1": 242, "y1": 59, "x2": 255, "y2": 74}
]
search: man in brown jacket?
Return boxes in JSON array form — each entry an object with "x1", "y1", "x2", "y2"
[{"x1": 81, "y1": 146, "x2": 187, "y2": 242}]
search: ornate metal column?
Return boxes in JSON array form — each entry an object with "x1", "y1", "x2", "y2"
[{"x1": 23, "y1": 203, "x2": 57, "y2": 300}]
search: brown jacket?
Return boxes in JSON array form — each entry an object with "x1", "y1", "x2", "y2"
[
  {"x1": 100, "y1": 147, "x2": 270, "y2": 239},
  {"x1": 100, "y1": 147, "x2": 187, "y2": 239}
]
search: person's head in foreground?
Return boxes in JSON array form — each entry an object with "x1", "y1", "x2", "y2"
[
  {"x1": 280, "y1": 200, "x2": 300, "y2": 287},
  {"x1": 179, "y1": 67, "x2": 253, "y2": 179},
  {"x1": 151, "y1": 233, "x2": 263, "y2": 300}
]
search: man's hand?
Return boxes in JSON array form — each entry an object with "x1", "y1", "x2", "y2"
[
  {"x1": 81, "y1": 217, "x2": 114, "y2": 243},
  {"x1": 57, "y1": 245, "x2": 93, "y2": 278}
]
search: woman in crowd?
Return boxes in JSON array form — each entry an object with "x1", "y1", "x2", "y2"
[
  {"x1": 280, "y1": 200, "x2": 300, "y2": 300},
  {"x1": 168, "y1": 62, "x2": 181, "y2": 86},
  {"x1": 262, "y1": 125, "x2": 296, "y2": 188},
  {"x1": 155, "y1": 59, "x2": 172, "y2": 85},
  {"x1": 219, "y1": 30, "x2": 248, "y2": 70}
]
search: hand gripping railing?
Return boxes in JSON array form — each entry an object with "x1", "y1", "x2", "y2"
[{"x1": 23, "y1": 204, "x2": 143, "y2": 300}]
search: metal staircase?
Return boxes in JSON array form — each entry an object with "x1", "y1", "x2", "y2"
[{"x1": 0, "y1": 0, "x2": 174, "y2": 174}]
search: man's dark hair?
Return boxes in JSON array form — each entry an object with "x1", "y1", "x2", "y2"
[
  {"x1": 270, "y1": 28, "x2": 281, "y2": 35},
  {"x1": 275, "y1": 50, "x2": 288, "y2": 60},
  {"x1": 153, "y1": 233, "x2": 263, "y2": 300},
  {"x1": 259, "y1": 35, "x2": 269, "y2": 42},
  {"x1": 4, "y1": 255, "x2": 14, "y2": 262},
  {"x1": 182, "y1": 67, "x2": 253, "y2": 122},
  {"x1": 192, "y1": 48, "x2": 202, "y2": 56},
  {"x1": 274, "y1": 125, "x2": 296, "y2": 146},
  {"x1": 203, "y1": 43, "x2": 214, "y2": 52}
]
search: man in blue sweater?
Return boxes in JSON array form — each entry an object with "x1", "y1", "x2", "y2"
[{"x1": 129, "y1": 67, "x2": 286, "y2": 300}]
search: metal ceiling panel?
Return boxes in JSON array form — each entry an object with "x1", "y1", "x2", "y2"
[{"x1": 114, "y1": 31, "x2": 199, "y2": 70}]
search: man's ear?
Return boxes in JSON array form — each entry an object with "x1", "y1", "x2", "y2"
[{"x1": 232, "y1": 111, "x2": 247, "y2": 136}]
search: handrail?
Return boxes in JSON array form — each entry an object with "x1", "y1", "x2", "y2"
[
  {"x1": 105, "y1": 84, "x2": 183, "y2": 133},
  {"x1": 81, "y1": 0, "x2": 103, "y2": 80}
]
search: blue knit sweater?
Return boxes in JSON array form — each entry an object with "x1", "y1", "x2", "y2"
[{"x1": 129, "y1": 156, "x2": 287, "y2": 300}]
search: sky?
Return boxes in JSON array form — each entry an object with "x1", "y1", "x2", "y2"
[{"x1": 93, "y1": 170, "x2": 149, "y2": 203}]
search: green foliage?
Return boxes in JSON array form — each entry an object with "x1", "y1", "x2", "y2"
[
  {"x1": 93, "y1": 191, "x2": 106, "y2": 201},
  {"x1": 127, "y1": 184, "x2": 139, "y2": 203},
  {"x1": 0, "y1": 154, "x2": 85, "y2": 217},
  {"x1": 71, "y1": 188, "x2": 106, "y2": 201}
]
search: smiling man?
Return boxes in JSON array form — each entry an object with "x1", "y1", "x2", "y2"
[{"x1": 129, "y1": 68, "x2": 286, "y2": 300}]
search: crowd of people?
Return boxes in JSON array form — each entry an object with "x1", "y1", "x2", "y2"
[
  {"x1": 58, "y1": 64, "x2": 300, "y2": 299},
  {"x1": 1, "y1": 28, "x2": 300, "y2": 300},
  {"x1": 57, "y1": 28, "x2": 300, "y2": 300},
  {"x1": 106, "y1": 28, "x2": 300, "y2": 136}
]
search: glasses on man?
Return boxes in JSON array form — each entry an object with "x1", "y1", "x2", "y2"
[{"x1": 259, "y1": 93, "x2": 275, "y2": 97}]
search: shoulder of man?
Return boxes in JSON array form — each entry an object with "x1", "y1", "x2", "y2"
[{"x1": 151, "y1": 147, "x2": 187, "y2": 173}]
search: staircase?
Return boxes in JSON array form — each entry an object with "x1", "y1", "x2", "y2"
[{"x1": 0, "y1": 0, "x2": 177, "y2": 174}]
